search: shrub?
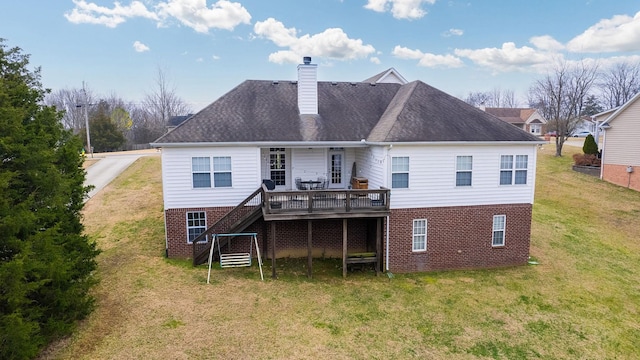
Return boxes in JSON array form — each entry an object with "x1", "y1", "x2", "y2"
[
  {"x1": 582, "y1": 134, "x2": 598, "y2": 155},
  {"x1": 573, "y1": 153, "x2": 601, "y2": 166}
]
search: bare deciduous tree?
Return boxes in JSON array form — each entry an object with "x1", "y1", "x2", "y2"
[
  {"x1": 464, "y1": 88, "x2": 519, "y2": 108},
  {"x1": 141, "y1": 67, "x2": 192, "y2": 141},
  {"x1": 529, "y1": 60, "x2": 599, "y2": 156},
  {"x1": 45, "y1": 87, "x2": 96, "y2": 133},
  {"x1": 599, "y1": 61, "x2": 640, "y2": 108}
]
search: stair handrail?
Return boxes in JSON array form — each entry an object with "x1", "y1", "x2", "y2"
[{"x1": 192, "y1": 186, "x2": 264, "y2": 265}]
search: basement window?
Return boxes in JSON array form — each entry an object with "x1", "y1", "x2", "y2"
[{"x1": 186, "y1": 211, "x2": 207, "y2": 244}]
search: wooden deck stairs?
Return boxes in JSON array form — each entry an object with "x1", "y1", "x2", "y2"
[{"x1": 192, "y1": 187, "x2": 264, "y2": 266}]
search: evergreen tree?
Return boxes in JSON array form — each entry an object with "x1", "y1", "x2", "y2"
[
  {"x1": 80, "y1": 102, "x2": 126, "y2": 152},
  {"x1": 0, "y1": 40, "x2": 99, "y2": 359},
  {"x1": 583, "y1": 134, "x2": 599, "y2": 155}
]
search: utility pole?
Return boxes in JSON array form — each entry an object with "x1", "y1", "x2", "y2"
[{"x1": 82, "y1": 81, "x2": 92, "y2": 158}]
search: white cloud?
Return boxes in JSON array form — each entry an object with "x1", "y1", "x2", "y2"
[
  {"x1": 392, "y1": 45, "x2": 464, "y2": 68},
  {"x1": 64, "y1": 0, "x2": 158, "y2": 27},
  {"x1": 156, "y1": 0, "x2": 251, "y2": 33},
  {"x1": 567, "y1": 11, "x2": 640, "y2": 53},
  {"x1": 133, "y1": 41, "x2": 150, "y2": 52},
  {"x1": 442, "y1": 28, "x2": 463, "y2": 37},
  {"x1": 254, "y1": 18, "x2": 376, "y2": 64},
  {"x1": 529, "y1": 35, "x2": 564, "y2": 52},
  {"x1": 364, "y1": 0, "x2": 436, "y2": 20},
  {"x1": 196, "y1": 57, "x2": 204, "y2": 62},
  {"x1": 212, "y1": 55, "x2": 221, "y2": 60},
  {"x1": 64, "y1": 0, "x2": 250, "y2": 33},
  {"x1": 454, "y1": 42, "x2": 557, "y2": 72},
  {"x1": 370, "y1": 57, "x2": 381, "y2": 64}
]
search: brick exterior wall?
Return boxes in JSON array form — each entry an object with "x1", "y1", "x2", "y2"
[
  {"x1": 602, "y1": 164, "x2": 639, "y2": 192},
  {"x1": 386, "y1": 204, "x2": 532, "y2": 273},
  {"x1": 165, "y1": 208, "x2": 372, "y2": 259},
  {"x1": 165, "y1": 203, "x2": 532, "y2": 272}
]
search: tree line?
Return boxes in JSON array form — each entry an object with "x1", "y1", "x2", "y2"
[
  {"x1": 45, "y1": 67, "x2": 192, "y2": 153},
  {"x1": 464, "y1": 60, "x2": 640, "y2": 156}
]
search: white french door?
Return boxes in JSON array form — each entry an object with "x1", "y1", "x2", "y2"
[{"x1": 328, "y1": 149, "x2": 345, "y2": 189}]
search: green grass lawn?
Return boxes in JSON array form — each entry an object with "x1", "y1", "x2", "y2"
[{"x1": 42, "y1": 145, "x2": 640, "y2": 360}]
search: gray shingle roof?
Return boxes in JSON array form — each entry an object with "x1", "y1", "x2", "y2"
[{"x1": 153, "y1": 79, "x2": 541, "y2": 145}]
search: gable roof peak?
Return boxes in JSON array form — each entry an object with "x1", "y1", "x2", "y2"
[{"x1": 363, "y1": 68, "x2": 408, "y2": 85}]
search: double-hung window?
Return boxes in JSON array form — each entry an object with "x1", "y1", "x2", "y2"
[
  {"x1": 213, "y1": 157, "x2": 232, "y2": 187},
  {"x1": 500, "y1": 155, "x2": 528, "y2": 185},
  {"x1": 456, "y1": 156, "x2": 473, "y2": 187},
  {"x1": 412, "y1": 219, "x2": 427, "y2": 252},
  {"x1": 492, "y1": 215, "x2": 506, "y2": 247},
  {"x1": 391, "y1": 156, "x2": 409, "y2": 188},
  {"x1": 187, "y1": 211, "x2": 207, "y2": 243},
  {"x1": 192, "y1": 157, "x2": 232, "y2": 188},
  {"x1": 192, "y1": 157, "x2": 211, "y2": 188}
]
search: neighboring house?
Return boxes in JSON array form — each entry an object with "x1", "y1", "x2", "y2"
[
  {"x1": 598, "y1": 92, "x2": 640, "y2": 191},
  {"x1": 483, "y1": 107, "x2": 547, "y2": 136},
  {"x1": 167, "y1": 114, "x2": 194, "y2": 132},
  {"x1": 151, "y1": 57, "x2": 542, "y2": 275}
]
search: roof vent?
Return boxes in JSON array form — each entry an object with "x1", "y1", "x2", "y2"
[
  {"x1": 350, "y1": 82, "x2": 357, "y2": 86},
  {"x1": 272, "y1": 80, "x2": 279, "y2": 85},
  {"x1": 331, "y1": 82, "x2": 338, "y2": 86},
  {"x1": 303, "y1": 56, "x2": 312, "y2": 64}
]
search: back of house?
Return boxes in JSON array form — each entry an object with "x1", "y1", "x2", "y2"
[{"x1": 151, "y1": 58, "x2": 543, "y2": 274}]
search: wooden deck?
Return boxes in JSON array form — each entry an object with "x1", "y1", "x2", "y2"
[{"x1": 261, "y1": 188, "x2": 390, "y2": 221}]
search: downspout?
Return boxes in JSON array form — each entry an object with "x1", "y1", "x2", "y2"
[
  {"x1": 385, "y1": 215, "x2": 390, "y2": 271},
  {"x1": 385, "y1": 144, "x2": 391, "y2": 272}
]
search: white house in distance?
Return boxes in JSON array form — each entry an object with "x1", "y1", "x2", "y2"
[
  {"x1": 151, "y1": 57, "x2": 543, "y2": 277},
  {"x1": 598, "y1": 92, "x2": 640, "y2": 191},
  {"x1": 483, "y1": 107, "x2": 547, "y2": 136}
]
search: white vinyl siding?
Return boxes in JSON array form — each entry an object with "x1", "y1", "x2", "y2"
[
  {"x1": 492, "y1": 215, "x2": 506, "y2": 247},
  {"x1": 162, "y1": 147, "x2": 261, "y2": 209},
  {"x1": 456, "y1": 155, "x2": 473, "y2": 187},
  {"x1": 412, "y1": 219, "x2": 427, "y2": 251},
  {"x1": 354, "y1": 146, "x2": 386, "y2": 189},
  {"x1": 387, "y1": 144, "x2": 537, "y2": 209},
  {"x1": 601, "y1": 98, "x2": 640, "y2": 167}
]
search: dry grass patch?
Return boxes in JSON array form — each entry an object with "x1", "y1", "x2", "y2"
[{"x1": 41, "y1": 148, "x2": 640, "y2": 359}]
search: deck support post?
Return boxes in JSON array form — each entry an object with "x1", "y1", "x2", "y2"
[
  {"x1": 307, "y1": 220, "x2": 313, "y2": 279},
  {"x1": 375, "y1": 217, "x2": 382, "y2": 276},
  {"x1": 342, "y1": 219, "x2": 348, "y2": 278},
  {"x1": 271, "y1": 222, "x2": 277, "y2": 279}
]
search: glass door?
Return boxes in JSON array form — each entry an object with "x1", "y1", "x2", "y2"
[{"x1": 328, "y1": 149, "x2": 344, "y2": 188}]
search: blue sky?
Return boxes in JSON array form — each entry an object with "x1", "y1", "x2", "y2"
[{"x1": 2, "y1": 0, "x2": 639, "y2": 110}]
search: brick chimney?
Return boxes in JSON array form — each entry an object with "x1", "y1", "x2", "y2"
[{"x1": 297, "y1": 56, "x2": 318, "y2": 115}]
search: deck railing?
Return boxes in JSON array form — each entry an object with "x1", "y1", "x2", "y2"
[{"x1": 262, "y1": 187, "x2": 390, "y2": 216}]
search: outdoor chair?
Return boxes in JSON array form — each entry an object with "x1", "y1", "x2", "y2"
[
  {"x1": 262, "y1": 179, "x2": 275, "y2": 190},
  {"x1": 315, "y1": 176, "x2": 326, "y2": 189}
]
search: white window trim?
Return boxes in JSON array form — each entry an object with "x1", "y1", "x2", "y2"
[
  {"x1": 192, "y1": 157, "x2": 211, "y2": 189},
  {"x1": 213, "y1": 156, "x2": 233, "y2": 188},
  {"x1": 500, "y1": 155, "x2": 528, "y2": 185},
  {"x1": 412, "y1": 219, "x2": 427, "y2": 252},
  {"x1": 391, "y1": 156, "x2": 410, "y2": 189},
  {"x1": 455, "y1": 155, "x2": 473, "y2": 187},
  {"x1": 492, "y1": 215, "x2": 506, "y2": 247},
  {"x1": 186, "y1": 211, "x2": 207, "y2": 244},
  {"x1": 530, "y1": 124, "x2": 542, "y2": 135}
]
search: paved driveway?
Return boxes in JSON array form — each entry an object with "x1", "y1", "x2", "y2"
[{"x1": 84, "y1": 150, "x2": 159, "y2": 201}]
